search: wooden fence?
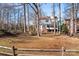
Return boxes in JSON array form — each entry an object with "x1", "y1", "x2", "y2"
[{"x1": 0, "y1": 46, "x2": 79, "y2": 56}]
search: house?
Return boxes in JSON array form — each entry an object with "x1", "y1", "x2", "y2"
[
  {"x1": 39, "y1": 16, "x2": 58, "y2": 33},
  {"x1": 64, "y1": 18, "x2": 79, "y2": 33}
]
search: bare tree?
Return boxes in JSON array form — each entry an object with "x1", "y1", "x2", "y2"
[
  {"x1": 74, "y1": 3, "x2": 77, "y2": 34},
  {"x1": 23, "y1": 3, "x2": 27, "y2": 33},
  {"x1": 70, "y1": 3, "x2": 74, "y2": 36},
  {"x1": 1, "y1": 8, "x2": 4, "y2": 29},
  {"x1": 27, "y1": 4, "x2": 30, "y2": 33},
  {"x1": 51, "y1": 3, "x2": 56, "y2": 35},
  {"x1": 29, "y1": 3, "x2": 40, "y2": 37},
  {"x1": 58, "y1": 3, "x2": 61, "y2": 34},
  {"x1": 64, "y1": 3, "x2": 78, "y2": 36}
]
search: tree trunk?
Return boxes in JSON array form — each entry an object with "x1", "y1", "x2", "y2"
[
  {"x1": 70, "y1": 3, "x2": 74, "y2": 36},
  {"x1": 14, "y1": 9, "x2": 16, "y2": 32},
  {"x1": 38, "y1": 4, "x2": 42, "y2": 36},
  {"x1": 29, "y1": 3, "x2": 40, "y2": 37},
  {"x1": 74, "y1": 3, "x2": 77, "y2": 34},
  {"x1": 17, "y1": 8, "x2": 20, "y2": 30},
  {"x1": 36, "y1": 12, "x2": 40, "y2": 37},
  {"x1": 35, "y1": 4, "x2": 40, "y2": 37},
  {"x1": 23, "y1": 3, "x2": 26, "y2": 33},
  {"x1": 51, "y1": 3, "x2": 56, "y2": 35},
  {"x1": 26, "y1": 4, "x2": 29, "y2": 33},
  {"x1": 9, "y1": 10, "x2": 11, "y2": 31},
  {"x1": 1, "y1": 9, "x2": 4, "y2": 29},
  {"x1": 0, "y1": 10, "x2": 1, "y2": 29},
  {"x1": 59, "y1": 3, "x2": 61, "y2": 34}
]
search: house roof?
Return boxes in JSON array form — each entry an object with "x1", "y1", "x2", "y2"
[
  {"x1": 39, "y1": 16, "x2": 57, "y2": 20},
  {"x1": 65, "y1": 18, "x2": 79, "y2": 21},
  {"x1": 39, "y1": 16, "x2": 50, "y2": 20}
]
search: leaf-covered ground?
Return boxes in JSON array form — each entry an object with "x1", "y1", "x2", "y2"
[{"x1": 0, "y1": 34, "x2": 79, "y2": 56}]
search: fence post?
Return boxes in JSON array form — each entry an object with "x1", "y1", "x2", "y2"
[
  {"x1": 12, "y1": 46, "x2": 17, "y2": 56},
  {"x1": 62, "y1": 47, "x2": 64, "y2": 56}
]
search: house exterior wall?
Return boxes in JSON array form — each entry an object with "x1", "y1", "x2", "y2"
[{"x1": 64, "y1": 19, "x2": 79, "y2": 33}]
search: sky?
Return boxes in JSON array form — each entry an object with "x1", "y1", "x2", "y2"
[
  {"x1": 41, "y1": 3, "x2": 65, "y2": 20},
  {"x1": 1, "y1": 3, "x2": 79, "y2": 25},
  {"x1": 0, "y1": 3, "x2": 69, "y2": 25},
  {"x1": 28, "y1": 3, "x2": 67, "y2": 25}
]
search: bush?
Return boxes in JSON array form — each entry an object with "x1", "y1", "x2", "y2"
[
  {"x1": 61, "y1": 23, "x2": 69, "y2": 34},
  {"x1": 29, "y1": 25, "x2": 37, "y2": 36},
  {"x1": 0, "y1": 29, "x2": 7, "y2": 35}
]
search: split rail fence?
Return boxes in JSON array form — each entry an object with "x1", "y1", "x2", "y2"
[{"x1": 0, "y1": 46, "x2": 79, "y2": 56}]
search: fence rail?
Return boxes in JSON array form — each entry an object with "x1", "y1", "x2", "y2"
[
  {"x1": 0, "y1": 46, "x2": 79, "y2": 56},
  {"x1": 65, "y1": 50, "x2": 79, "y2": 52},
  {"x1": 0, "y1": 46, "x2": 12, "y2": 50},
  {"x1": 0, "y1": 52, "x2": 13, "y2": 56},
  {"x1": 17, "y1": 48, "x2": 62, "y2": 52}
]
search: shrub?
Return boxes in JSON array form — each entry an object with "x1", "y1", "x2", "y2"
[
  {"x1": 0, "y1": 29, "x2": 7, "y2": 35},
  {"x1": 61, "y1": 23, "x2": 69, "y2": 34},
  {"x1": 29, "y1": 25, "x2": 37, "y2": 36}
]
